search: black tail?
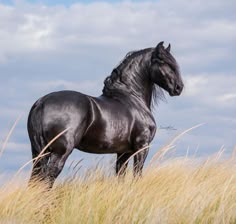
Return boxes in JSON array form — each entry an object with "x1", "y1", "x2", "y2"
[{"x1": 27, "y1": 98, "x2": 50, "y2": 182}]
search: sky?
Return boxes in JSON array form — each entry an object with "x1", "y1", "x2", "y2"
[{"x1": 0, "y1": 0, "x2": 235, "y2": 180}]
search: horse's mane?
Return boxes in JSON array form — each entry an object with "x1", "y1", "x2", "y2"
[
  {"x1": 103, "y1": 48, "x2": 151, "y2": 88},
  {"x1": 102, "y1": 48, "x2": 165, "y2": 107}
]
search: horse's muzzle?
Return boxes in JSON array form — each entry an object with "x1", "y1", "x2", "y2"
[{"x1": 170, "y1": 83, "x2": 184, "y2": 96}]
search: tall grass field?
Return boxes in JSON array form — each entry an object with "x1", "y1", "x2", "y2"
[{"x1": 0, "y1": 122, "x2": 236, "y2": 224}]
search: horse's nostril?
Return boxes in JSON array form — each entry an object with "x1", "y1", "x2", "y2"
[{"x1": 175, "y1": 83, "x2": 183, "y2": 93}]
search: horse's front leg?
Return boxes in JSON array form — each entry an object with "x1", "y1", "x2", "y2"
[
  {"x1": 116, "y1": 153, "x2": 132, "y2": 176},
  {"x1": 133, "y1": 129, "x2": 151, "y2": 176},
  {"x1": 133, "y1": 147, "x2": 149, "y2": 176}
]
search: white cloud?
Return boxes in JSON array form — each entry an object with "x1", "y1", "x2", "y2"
[
  {"x1": 218, "y1": 93, "x2": 236, "y2": 103},
  {"x1": 0, "y1": 0, "x2": 235, "y2": 170},
  {"x1": 30, "y1": 79, "x2": 102, "y2": 95},
  {"x1": 183, "y1": 73, "x2": 236, "y2": 109},
  {"x1": 184, "y1": 76, "x2": 208, "y2": 96},
  {"x1": 1, "y1": 141, "x2": 29, "y2": 153},
  {"x1": 0, "y1": 0, "x2": 235, "y2": 66}
]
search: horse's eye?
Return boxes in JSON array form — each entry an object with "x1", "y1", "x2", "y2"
[
  {"x1": 170, "y1": 69, "x2": 174, "y2": 74},
  {"x1": 152, "y1": 58, "x2": 164, "y2": 65}
]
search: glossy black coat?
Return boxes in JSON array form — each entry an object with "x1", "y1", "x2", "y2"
[{"x1": 28, "y1": 42, "x2": 183, "y2": 187}]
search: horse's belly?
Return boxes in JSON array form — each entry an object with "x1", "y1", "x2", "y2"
[
  {"x1": 76, "y1": 103, "x2": 133, "y2": 154},
  {"x1": 77, "y1": 134, "x2": 132, "y2": 154}
]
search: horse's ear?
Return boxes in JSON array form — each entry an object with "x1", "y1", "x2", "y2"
[
  {"x1": 166, "y1": 44, "x2": 171, "y2": 52},
  {"x1": 154, "y1": 41, "x2": 165, "y2": 55},
  {"x1": 156, "y1": 41, "x2": 164, "y2": 51}
]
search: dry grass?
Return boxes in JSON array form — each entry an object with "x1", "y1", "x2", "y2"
[
  {"x1": 1, "y1": 122, "x2": 236, "y2": 223},
  {"x1": 1, "y1": 156, "x2": 236, "y2": 223}
]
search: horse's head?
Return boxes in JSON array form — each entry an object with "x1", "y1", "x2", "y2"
[{"x1": 150, "y1": 42, "x2": 184, "y2": 96}]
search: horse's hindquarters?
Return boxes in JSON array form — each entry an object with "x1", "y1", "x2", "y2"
[{"x1": 40, "y1": 91, "x2": 91, "y2": 150}]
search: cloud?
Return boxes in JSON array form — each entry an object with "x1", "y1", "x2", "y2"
[
  {"x1": 2, "y1": 141, "x2": 29, "y2": 153},
  {"x1": 218, "y1": 93, "x2": 236, "y2": 103},
  {"x1": 31, "y1": 79, "x2": 102, "y2": 95},
  {"x1": 0, "y1": 0, "x2": 235, "y2": 64},
  {"x1": 0, "y1": 0, "x2": 235, "y2": 174},
  {"x1": 183, "y1": 73, "x2": 236, "y2": 108}
]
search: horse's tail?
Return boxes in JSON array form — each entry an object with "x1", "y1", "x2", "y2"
[{"x1": 27, "y1": 98, "x2": 49, "y2": 182}]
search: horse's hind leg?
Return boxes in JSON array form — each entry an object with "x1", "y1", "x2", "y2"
[
  {"x1": 29, "y1": 145, "x2": 50, "y2": 184},
  {"x1": 45, "y1": 147, "x2": 73, "y2": 188},
  {"x1": 30, "y1": 155, "x2": 49, "y2": 180}
]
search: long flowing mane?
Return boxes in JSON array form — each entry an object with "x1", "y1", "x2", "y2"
[{"x1": 102, "y1": 48, "x2": 165, "y2": 107}]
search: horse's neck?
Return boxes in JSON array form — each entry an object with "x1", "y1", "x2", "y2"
[
  {"x1": 103, "y1": 50, "x2": 154, "y2": 109},
  {"x1": 122, "y1": 59, "x2": 153, "y2": 109},
  {"x1": 129, "y1": 81, "x2": 154, "y2": 109}
]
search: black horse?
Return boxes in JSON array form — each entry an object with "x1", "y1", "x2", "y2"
[{"x1": 28, "y1": 42, "x2": 184, "y2": 187}]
